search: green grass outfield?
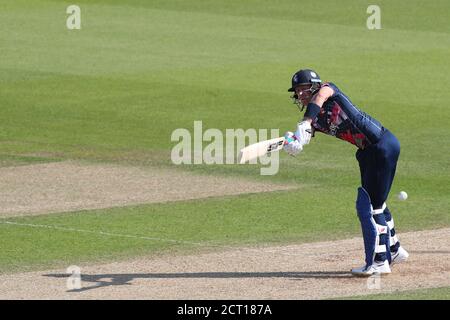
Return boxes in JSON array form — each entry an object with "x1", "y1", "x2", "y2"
[
  {"x1": 1, "y1": 0, "x2": 449, "y2": 278},
  {"x1": 339, "y1": 286, "x2": 450, "y2": 300}
]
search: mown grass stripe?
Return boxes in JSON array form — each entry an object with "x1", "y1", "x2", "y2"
[{"x1": 0, "y1": 221, "x2": 206, "y2": 246}]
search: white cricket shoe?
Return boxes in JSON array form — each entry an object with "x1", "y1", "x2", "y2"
[
  {"x1": 351, "y1": 260, "x2": 391, "y2": 277},
  {"x1": 391, "y1": 246, "x2": 409, "y2": 265}
]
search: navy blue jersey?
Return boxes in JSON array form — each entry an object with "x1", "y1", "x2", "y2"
[{"x1": 311, "y1": 82, "x2": 385, "y2": 149}]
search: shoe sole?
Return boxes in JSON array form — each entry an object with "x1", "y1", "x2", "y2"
[
  {"x1": 391, "y1": 258, "x2": 408, "y2": 266},
  {"x1": 351, "y1": 271, "x2": 391, "y2": 277},
  {"x1": 391, "y1": 255, "x2": 409, "y2": 266}
]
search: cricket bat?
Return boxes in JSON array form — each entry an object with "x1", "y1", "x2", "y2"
[{"x1": 238, "y1": 137, "x2": 286, "y2": 164}]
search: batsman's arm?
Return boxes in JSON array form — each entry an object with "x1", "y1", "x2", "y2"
[
  {"x1": 302, "y1": 85, "x2": 335, "y2": 123},
  {"x1": 285, "y1": 85, "x2": 335, "y2": 154}
]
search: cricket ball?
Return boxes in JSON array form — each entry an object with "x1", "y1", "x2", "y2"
[{"x1": 397, "y1": 191, "x2": 408, "y2": 201}]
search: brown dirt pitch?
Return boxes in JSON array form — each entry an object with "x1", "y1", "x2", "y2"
[
  {"x1": 0, "y1": 161, "x2": 295, "y2": 217},
  {"x1": 0, "y1": 228, "x2": 448, "y2": 299}
]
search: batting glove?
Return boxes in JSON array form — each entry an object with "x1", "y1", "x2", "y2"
[
  {"x1": 295, "y1": 121, "x2": 312, "y2": 146},
  {"x1": 283, "y1": 131, "x2": 303, "y2": 156}
]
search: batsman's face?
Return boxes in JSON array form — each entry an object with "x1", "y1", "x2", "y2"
[{"x1": 295, "y1": 84, "x2": 313, "y2": 106}]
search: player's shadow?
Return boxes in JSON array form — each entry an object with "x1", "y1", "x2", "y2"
[
  {"x1": 44, "y1": 271, "x2": 353, "y2": 293},
  {"x1": 409, "y1": 250, "x2": 450, "y2": 254}
]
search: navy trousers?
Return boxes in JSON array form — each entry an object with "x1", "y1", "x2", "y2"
[
  {"x1": 356, "y1": 129, "x2": 401, "y2": 262},
  {"x1": 356, "y1": 129, "x2": 400, "y2": 209}
]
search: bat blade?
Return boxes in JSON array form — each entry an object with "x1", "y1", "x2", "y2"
[{"x1": 238, "y1": 137, "x2": 285, "y2": 164}]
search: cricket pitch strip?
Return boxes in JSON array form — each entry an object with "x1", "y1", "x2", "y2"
[
  {"x1": 0, "y1": 228, "x2": 448, "y2": 299},
  {"x1": 0, "y1": 161, "x2": 295, "y2": 217}
]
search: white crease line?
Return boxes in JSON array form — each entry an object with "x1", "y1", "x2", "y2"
[{"x1": 0, "y1": 221, "x2": 210, "y2": 247}]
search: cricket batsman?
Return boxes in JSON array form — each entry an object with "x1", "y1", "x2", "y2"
[{"x1": 284, "y1": 68, "x2": 409, "y2": 276}]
